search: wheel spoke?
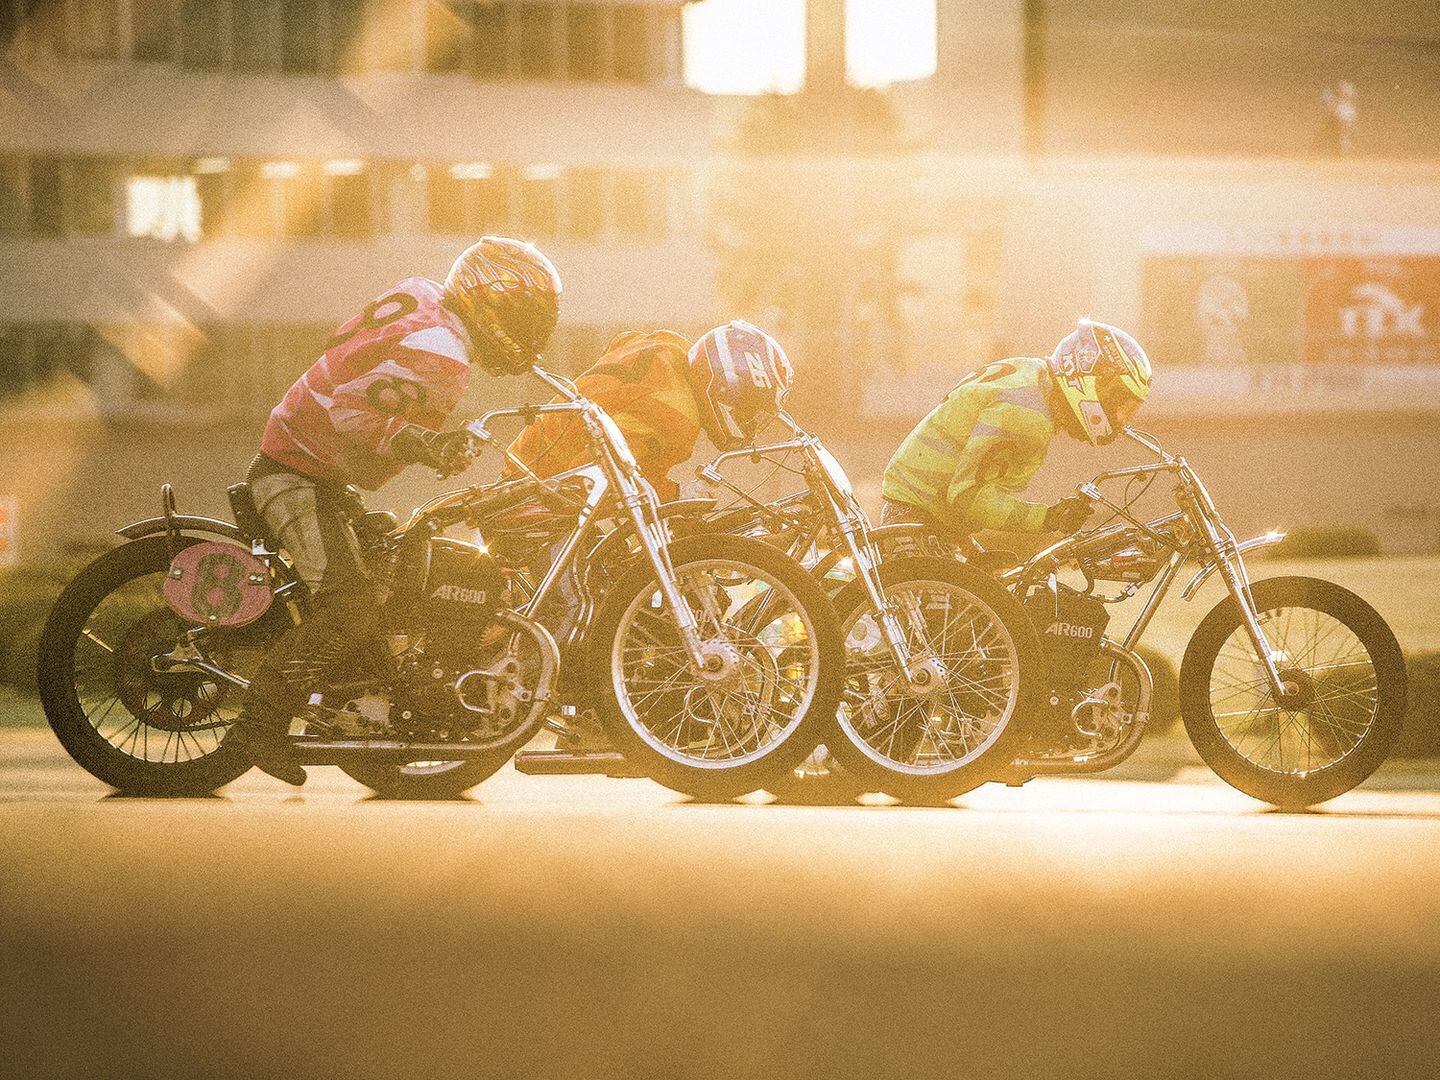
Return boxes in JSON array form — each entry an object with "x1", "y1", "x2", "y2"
[
  {"x1": 1208, "y1": 603, "x2": 1380, "y2": 775},
  {"x1": 613, "y1": 558, "x2": 819, "y2": 767},
  {"x1": 839, "y1": 578, "x2": 1018, "y2": 774}
]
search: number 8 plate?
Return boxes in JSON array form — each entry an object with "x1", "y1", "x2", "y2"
[{"x1": 163, "y1": 542, "x2": 275, "y2": 628}]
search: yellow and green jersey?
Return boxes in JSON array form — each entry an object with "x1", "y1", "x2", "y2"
[{"x1": 882, "y1": 357, "x2": 1056, "y2": 533}]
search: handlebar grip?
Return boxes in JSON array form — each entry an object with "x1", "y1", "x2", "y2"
[{"x1": 463, "y1": 420, "x2": 492, "y2": 445}]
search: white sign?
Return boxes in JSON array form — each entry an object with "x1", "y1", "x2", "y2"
[{"x1": 0, "y1": 497, "x2": 15, "y2": 568}]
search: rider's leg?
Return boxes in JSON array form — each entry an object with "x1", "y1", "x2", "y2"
[
  {"x1": 529, "y1": 538, "x2": 612, "y2": 754},
  {"x1": 227, "y1": 468, "x2": 377, "y2": 785},
  {"x1": 879, "y1": 498, "x2": 1009, "y2": 568}
]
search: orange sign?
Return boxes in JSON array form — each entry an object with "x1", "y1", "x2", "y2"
[{"x1": 1303, "y1": 257, "x2": 1440, "y2": 365}]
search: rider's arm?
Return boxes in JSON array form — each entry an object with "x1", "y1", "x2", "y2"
[
  {"x1": 587, "y1": 345, "x2": 699, "y2": 503},
  {"x1": 614, "y1": 420, "x2": 690, "y2": 503},
  {"x1": 942, "y1": 394, "x2": 1053, "y2": 534}
]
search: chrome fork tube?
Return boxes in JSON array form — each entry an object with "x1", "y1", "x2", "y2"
[
  {"x1": 844, "y1": 523, "x2": 915, "y2": 671},
  {"x1": 1200, "y1": 516, "x2": 1288, "y2": 697},
  {"x1": 1216, "y1": 543, "x2": 1288, "y2": 697},
  {"x1": 822, "y1": 484, "x2": 918, "y2": 678},
  {"x1": 621, "y1": 486, "x2": 709, "y2": 672},
  {"x1": 584, "y1": 400, "x2": 710, "y2": 673}
]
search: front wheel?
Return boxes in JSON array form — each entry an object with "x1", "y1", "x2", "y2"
[
  {"x1": 824, "y1": 557, "x2": 1044, "y2": 803},
  {"x1": 589, "y1": 534, "x2": 845, "y2": 800},
  {"x1": 1180, "y1": 576, "x2": 1407, "y2": 808}
]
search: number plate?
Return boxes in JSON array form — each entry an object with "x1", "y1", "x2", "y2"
[{"x1": 163, "y1": 542, "x2": 275, "y2": 628}]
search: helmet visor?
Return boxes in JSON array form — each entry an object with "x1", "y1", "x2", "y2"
[{"x1": 1097, "y1": 380, "x2": 1144, "y2": 440}]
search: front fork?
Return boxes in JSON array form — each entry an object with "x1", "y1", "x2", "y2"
[
  {"x1": 1207, "y1": 531, "x2": 1289, "y2": 699},
  {"x1": 836, "y1": 518, "x2": 934, "y2": 691},
  {"x1": 622, "y1": 494, "x2": 715, "y2": 675}
]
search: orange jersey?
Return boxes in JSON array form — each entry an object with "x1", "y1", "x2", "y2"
[{"x1": 506, "y1": 331, "x2": 700, "y2": 501}]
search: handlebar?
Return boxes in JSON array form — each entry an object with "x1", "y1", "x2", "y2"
[
  {"x1": 530, "y1": 363, "x2": 582, "y2": 402},
  {"x1": 464, "y1": 400, "x2": 587, "y2": 446},
  {"x1": 696, "y1": 437, "x2": 812, "y2": 485}
]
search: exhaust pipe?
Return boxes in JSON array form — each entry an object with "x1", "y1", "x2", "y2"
[
  {"x1": 513, "y1": 750, "x2": 647, "y2": 778},
  {"x1": 289, "y1": 737, "x2": 503, "y2": 765}
]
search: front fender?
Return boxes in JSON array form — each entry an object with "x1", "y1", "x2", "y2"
[
  {"x1": 117, "y1": 515, "x2": 247, "y2": 544},
  {"x1": 1180, "y1": 531, "x2": 1287, "y2": 601}
]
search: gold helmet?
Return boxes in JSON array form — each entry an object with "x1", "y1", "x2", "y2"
[{"x1": 444, "y1": 237, "x2": 562, "y2": 376}]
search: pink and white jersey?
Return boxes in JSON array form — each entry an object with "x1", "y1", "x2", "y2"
[{"x1": 261, "y1": 278, "x2": 474, "y2": 490}]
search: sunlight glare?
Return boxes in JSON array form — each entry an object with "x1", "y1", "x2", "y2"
[
  {"x1": 846, "y1": 0, "x2": 937, "y2": 88},
  {"x1": 683, "y1": 0, "x2": 806, "y2": 95},
  {"x1": 684, "y1": 0, "x2": 937, "y2": 94}
]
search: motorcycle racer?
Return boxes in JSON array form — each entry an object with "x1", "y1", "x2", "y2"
[
  {"x1": 881, "y1": 319, "x2": 1153, "y2": 540},
  {"x1": 505, "y1": 319, "x2": 794, "y2": 499},
  {"x1": 227, "y1": 237, "x2": 563, "y2": 785},
  {"x1": 504, "y1": 320, "x2": 794, "y2": 753},
  {"x1": 504, "y1": 329, "x2": 700, "y2": 501}
]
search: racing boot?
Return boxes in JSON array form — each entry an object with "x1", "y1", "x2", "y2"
[
  {"x1": 224, "y1": 711, "x2": 307, "y2": 786},
  {"x1": 556, "y1": 708, "x2": 614, "y2": 754}
]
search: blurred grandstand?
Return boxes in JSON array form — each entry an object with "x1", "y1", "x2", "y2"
[{"x1": 2, "y1": 0, "x2": 1439, "y2": 560}]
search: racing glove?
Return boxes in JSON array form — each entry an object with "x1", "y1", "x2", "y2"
[
  {"x1": 1043, "y1": 495, "x2": 1093, "y2": 535},
  {"x1": 392, "y1": 425, "x2": 476, "y2": 478}
]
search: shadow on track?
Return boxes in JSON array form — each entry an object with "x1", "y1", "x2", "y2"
[{"x1": 102, "y1": 791, "x2": 227, "y2": 802}]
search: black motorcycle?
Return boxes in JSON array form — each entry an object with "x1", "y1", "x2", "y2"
[{"x1": 37, "y1": 365, "x2": 843, "y2": 800}]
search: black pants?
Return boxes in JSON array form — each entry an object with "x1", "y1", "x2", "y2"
[{"x1": 240, "y1": 456, "x2": 381, "y2": 730}]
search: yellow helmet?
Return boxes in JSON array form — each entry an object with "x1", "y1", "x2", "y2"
[{"x1": 1047, "y1": 319, "x2": 1153, "y2": 444}]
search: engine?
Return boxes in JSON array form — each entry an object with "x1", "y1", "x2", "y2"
[
  {"x1": 327, "y1": 535, "x2": 539, "y2": 744},
  {"x1": 1024, "y1": 583, "x2": 1109, "y2": 689},
  {"x1": 417, "y1": 537, "x2": 507, "y2": 648},
  {"x1": 1023, "y1": 582, "x2": 1113, "y2": 744},
  {"x1": 315, "y1": 532, "x2": 558, "y2": 750}
]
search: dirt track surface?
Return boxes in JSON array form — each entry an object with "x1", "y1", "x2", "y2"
[{"x1": 4, "y1": 728, "x2": 1440, "y2": 1080}]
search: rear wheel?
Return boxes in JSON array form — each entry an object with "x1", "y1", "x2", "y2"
[
  {"x1": 38, "y1": 537, "x2": 289, "y2": 795},
  {"x1": 825, "y1": 557, "x2": 1044, "y2": 803},
  {"x1": 1180, "y1": 576, "x2": 1406, "y2": 808},
  {"x1": 590, "y1": 534, "x2": 845, "y2": 800}
]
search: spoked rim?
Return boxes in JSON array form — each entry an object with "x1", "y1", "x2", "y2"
[
  {"x1": 610, "y1": 558, "x2": 822, "y2": 769},
  {"x1": 837, "y1": 578, "x2": 1020, "y2": 776},
  {"x1": 1208, "y1": 606, "x2": 1380, "y2": 776},
  {"x1": 72, "y1": 569, "x2": 262, "y2": 765}
]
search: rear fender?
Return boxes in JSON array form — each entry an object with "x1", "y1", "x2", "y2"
[{"x1": 117, "y1": 515, "x2": 247, "y2": 544}]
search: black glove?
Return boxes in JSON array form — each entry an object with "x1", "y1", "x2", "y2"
[
  {"x1": 393, "y1": 425, "x2": 475, "y2": 478},
  {"x1": 1043, "y1": 495, "x2": 1093, "y2": 535}
]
